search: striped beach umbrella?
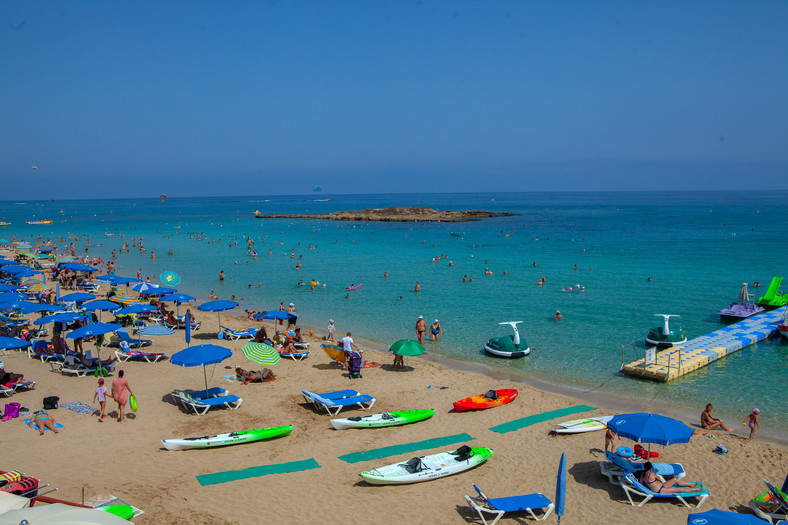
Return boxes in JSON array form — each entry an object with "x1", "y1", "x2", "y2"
[
  {"x1": 137, "y1": 324, "x2": 175, "y2": 353},
  {"x1": 242, "y1": 342, "x2": 281, "y2": 372}
]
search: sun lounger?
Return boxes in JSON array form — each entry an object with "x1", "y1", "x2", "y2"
[
  {"x1": 280, "y1": 351, "x2": 309, "y2": 361},
  {"x1": 171, "y1": 390, "x2": 242, "y2": 415},
  {"x1": 620, "y1": 472, "x2": 709, "y2": 508},
  {"x1": 310, "y1": 393, "x2": 375, "y2": 416},
  {"x1": 31, "y1": 341, "x2": 62, "y2": 363},
  {"x1": 56, "y1": 356, "x2": 115, "y2": 377},
  {"x1": 163, "y1": 320, "x2": 202, "y2": 330},
  {"x1": 107, "y1": 328, "x2": 152, "y2": 348},
  {"x1": 220, "y1": 326, "x2": 256, "y2": 341},
  {"x1": 301, "y1": 389, "x2": 360, "y2": 405},
  {"x1": 115, "y1": 343, "x2": 164, "y2": 363},
  {"x1": 0, "y1": 385, "x2": 12, "y2": 397},
  {"x1": 9, "y1": 381, "x2": 35, "y2": 391},
  {"x1": 600, "y1": 450, "x2": 685, "y2": 485},
  {"x1": 465, "y1": 483, "x2": 555, "y2": 524},
  {"x1": 189, "y1": 387, "x2": 229, "y2": 400},
  {"x1": 750, "y1": 479, "x2": 788, "y2": 523}
]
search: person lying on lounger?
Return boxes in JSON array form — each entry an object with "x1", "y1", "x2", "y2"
[
  {"x1": 31, "y1": 411, "x2": 60, "y2": 436},
  {"x1": 279, "y1": 337, "x2": 299, "y2": 355},
  {"x1": 72, "y1": 352, "x2": 117, "y2": 367},
  {"x1": 639, "y1": 462, "x2": 704, "y2": 494},
  {"x1": 0, "y1": 368, "x2": 24, "y2": 385},
  {"x1": 254, "y1": 327, "x2": 274, "y2": 345},
  {"x1": 235, "y1": 367, "x2": 275, "y2": 381}
]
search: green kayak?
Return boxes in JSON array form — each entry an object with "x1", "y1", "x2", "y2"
[
  {"x1": 330, "y1": 409, "x2": 435, "y2": 430},
  {"x1": 162, "y1": 425, "x2": 293, "y2": 451}
]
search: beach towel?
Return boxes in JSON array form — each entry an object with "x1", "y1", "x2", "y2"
[{"x1": 60, "y1": 401, "x2": 97, "y2": 415}]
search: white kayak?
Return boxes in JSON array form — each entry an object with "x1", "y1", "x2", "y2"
[
  {"x1": 553, "y1": 416, "x2": 613, "y2": 434},
  {"x1": 161, "y1": 425, "x2": 293, "y2": 451},
  {"x1": 331, "y1": 409, "x2": 435, "y2": 430},
  {"x1": 359, "y1": 445, "x2": 492, "y2": 485}
]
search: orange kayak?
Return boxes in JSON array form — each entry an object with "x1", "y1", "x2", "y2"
[{"x1": 453, "y1": 388, "x2": 518, "y2": 412}]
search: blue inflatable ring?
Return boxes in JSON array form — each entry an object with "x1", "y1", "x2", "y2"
[{"x1": 617, "y1": 446, "x2": 634, "y2": 458}]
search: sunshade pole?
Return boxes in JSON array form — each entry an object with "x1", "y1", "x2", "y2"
[{"x1": 203, "y1": 364, "x2": 208, "y2": 392}]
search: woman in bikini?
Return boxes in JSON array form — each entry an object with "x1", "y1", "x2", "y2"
[
  {"x1": 30, "y1": 411, "x2": 60, "y2": 436},
  {"x1": 638, "y1": 462, "x2": 704, "y2": 494}
]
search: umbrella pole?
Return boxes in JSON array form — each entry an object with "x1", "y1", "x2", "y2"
[{"x1": 203, "y1": 364, "x2": 208, "y2": 393}]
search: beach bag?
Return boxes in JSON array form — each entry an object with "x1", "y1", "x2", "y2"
[
  {"x1": 484, "y1": 390, "x2": 498, "y2": 401},
  {"x1": 2, "y1": 402, "x2": 21, "y2": 422},
  {"x1": 43, "y1": 396, "x2": 59, "y2": 410},
  {"x1": 714, "y1": 445, "x2": 728, "y2": 455}
]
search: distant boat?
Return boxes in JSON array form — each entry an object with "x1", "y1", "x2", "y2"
[
  {"x1": 718, "y1": 283, "x2": 764, "y2": 323},
  {"x1": 25, "y1": 220, "x2": 52, "y2": 225},
  {"x1": 0, "y1": 222, "x2": 10, "y2": 226}
]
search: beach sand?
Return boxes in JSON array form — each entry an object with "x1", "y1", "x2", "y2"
[{"x1": 2, "y1": 308, "x2": 786, "y2": 525}]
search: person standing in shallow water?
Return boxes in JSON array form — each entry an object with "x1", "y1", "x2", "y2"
[
  {"x1": 414, "y1": 281, "x2": 421, "y2": 292},
  {"x1": 416, "y1": 315, "x2": 427, "y2": 344},
  {"x1": 219, "y1": 270, "x2": 224, "y2": 281}
]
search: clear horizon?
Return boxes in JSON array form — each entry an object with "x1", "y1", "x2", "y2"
[{"x1": 2, "y1": 2, "x2": 786, "y2": 199}]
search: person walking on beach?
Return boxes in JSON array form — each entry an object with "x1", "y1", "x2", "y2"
[
  {"x1": 93, "y1": 377, "x2": 107, "y2": 422},
  {"x1": 430, "y1": 319, "x2": 442, "y2": 341},
  {"x1": 340, "y1": 332, "x2": 360, "y2": 356},
  {"x1": 742, "y1": 408, "x2": 760, "y2": 439},
  {"x1": 701, "y1": 403, "x2": 732, "y2": 431},
  {"x1": 327, "y1": 319, "x2": 335, "y2": 341},
  {"x1": 416, "y1": 315, "x2": 427, "y2": 343},
  {"x1": 110, "y1": 370, "x2": 133, "y2": 423}
]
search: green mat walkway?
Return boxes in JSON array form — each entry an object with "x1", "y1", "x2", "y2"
[
  {"x1": 338, "y1": 432, "x2": 475, "y2": 464},
  {"x1": 196, "y1": 458, "x2": 321, "y2": 486},
  {"x1": 488, "y1": 405, "x2": 596, "y2": 434}
]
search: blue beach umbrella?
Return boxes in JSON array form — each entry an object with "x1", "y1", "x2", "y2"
[
  {"x1": 555, "y1": 452, "x2": 566, "y2": 524},
  {"x1": 66, "y1": 323, "x2": 121, "y2": 340},
  {"x1": 0, "y1": 336, "x2": 32, "y2": 350},
  {"x1": 37, "y1": 245, "x2": 55, "y2": 253},
  {"x1": 0, "y1": 284, "x2": 18, "y2": 292},
  {"x1": 96, "y1": 275, "x2": 142, "y2": 286},
  {"x1": 0, "y1": 292, "x2": 28, "y2": 303},
  {"x1": 171, "y1": 344, "x2": 233, "y2": 392},
  {"x1": 82, "y1": 300, "x2": 121, "y2": 312},
  {"x1": 11, "y1": 269, "x2": 43, "y2": 278},
  {"x1": 185, "y1": 310, "x2": 191, "y2": 346},
  {"x1": 198, "y1": 300, "x2": 239, "y2": 337},
  {"x1": 34, "y1": 312, "x2": 85, "y2": 326},
  {"x1": 21, "y1": 303, "x2": 59, "y2": 314},
  {"x1": 0, "y1": 261, "x2": 24, "y2": 266},
  {"x1": 59, "y1": 292, "x2": 96, "y2": 303},
  {"x1": 687, "y1": 509, "x2": 771, "y2": 525},
  {"x1": 1, "y1": 266, "x2": 34, "y2": 275},
  {"x1": 0, "y1": 300, "x2": 46, "y2": 314},
  {"x1": 61, "y1": 263, "x2": 99, "y2": 272},
  {"x1": 133, "y1": 282, "x2": 169, "y2": 294},
  {"x1": 253, "y1": 310, "x2": 294, "y2": 321},
  {"x1": 607, "y1": 413, "x2": 694, "y2": 455},
  {"x1": 114, "y1": 304, "x2": 158, "y2": 316},
  {"x1": 160, "y1": 293, "x2": 196, "y2": 316},
  {"x1": 160, "y1": 293, "x2": 196, "y2": 303}
]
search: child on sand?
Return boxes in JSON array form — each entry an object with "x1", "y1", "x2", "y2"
[
  {"x1": 327, "y1": 319, "x2": 335, "y2": 341},
  {"x1": 742, "y1": 408, "x2": 760, "y2": 439},
  {"x1": 93, "y1": 377, "x2": 107, "y2": 422}
]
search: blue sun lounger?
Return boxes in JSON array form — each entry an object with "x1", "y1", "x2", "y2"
[
  {"x1": 301, "y1": 389, "x2": 359, "y2": 405},
  {"x1": 465, "y1": 484, "x2": 555, "y2": 524},
  {"x1": 172, "y1": 389, "x2": 242, "y2": 415},
  {"x1": 621, "y1": 472, "x2": 709, "y2": 508}
]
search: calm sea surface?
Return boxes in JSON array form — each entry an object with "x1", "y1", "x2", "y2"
[{"x1": 2, "y1": 191, "x2": 786, "y2": 433}]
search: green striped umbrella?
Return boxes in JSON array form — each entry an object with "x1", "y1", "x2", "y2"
[{"x1": 242, "y1": 342, "x2": 281, "y2": 375}]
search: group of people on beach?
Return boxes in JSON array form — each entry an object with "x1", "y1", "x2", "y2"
[{"x1": 415, "y1": 315, "x2": 441, "y2": 344}]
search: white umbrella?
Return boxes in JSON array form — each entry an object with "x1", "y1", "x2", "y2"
[{"x1": 738, "y1": 282, "x2": 749, "y2": 303}]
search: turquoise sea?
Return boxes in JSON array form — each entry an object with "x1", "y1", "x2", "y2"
[{"x1": 2, "y1": 191, "x2": 786, "y2": 436}]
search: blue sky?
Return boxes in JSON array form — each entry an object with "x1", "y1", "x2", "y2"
[{"x1": 2, "y1": 1, "x2": 786, "y2": 199}]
